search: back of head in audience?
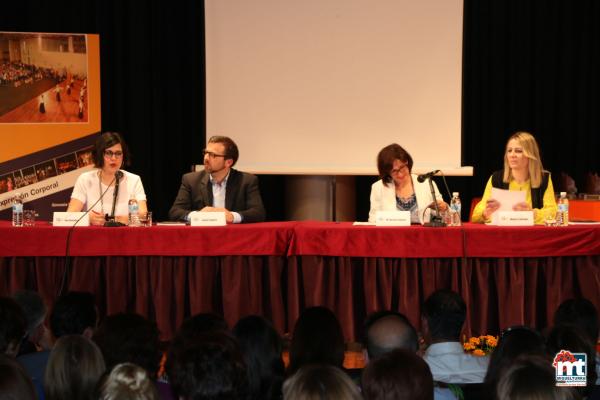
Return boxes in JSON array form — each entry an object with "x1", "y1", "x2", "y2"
[
  {"x1": 553, "y1": 298, "x2": 599, "y2": 343},
  {"x1": 546, "y1": 324, "x2": 597, "y2": 398},
  {"x1": 0, "y1": 354, "x2": 37, "y2": 400},
  {"x1": 484, "y1": 325, "x2": 547, "y2": 395},
  {"x1": 362, "y1": 348, "x2": 434, "y2": 400},
  {"x1": 421, "y1": 289, "x2": 466, "y2": 343},
  {"x1": 98, "y1": 362, "x2": 160, "y2": 400},
  {"x1": 50, "y1": 291, "x2": 97, "y2": 338},
  {"x1": 283, "y1": 364, "x2": 362, "y2": 400},
  {"x1": 288, "y1": 306, "x2": 345, "y2": 376},
  {"x1": 93, "y1": 313, "x2": 161, "y2": 378},
  {"x1": 365, "y1": 311, "x2": 418, "y2": 358},
  {"x1": 0, "y1": 296, "x2": 27, "y2": 357},
  {"x1": 496, "y1": 354, "x2": 580, "y2": 400},
  {"x1": 232, "y1": 315, "x2": 285, "y2": 400},
  {"x1": 173, "y1": 313, "x2": 229, "y2": 349},
  {"x1": 44, "y1": 335, "x2": 106, "y2": 400},
  {"x1": 11, "y1": 290, "x2": 47, "y2": 351},
  {"x1": 167, "y1": 331, "x2": 249, "y2": 400}
]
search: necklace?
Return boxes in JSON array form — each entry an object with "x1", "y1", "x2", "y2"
[{"x1": 98, "y1": 170, "x2": 114, "y2": 216}]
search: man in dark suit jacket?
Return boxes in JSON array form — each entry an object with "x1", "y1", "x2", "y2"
[{"x1": 168, "y1": 136, "x2": 265, "y2": 223}]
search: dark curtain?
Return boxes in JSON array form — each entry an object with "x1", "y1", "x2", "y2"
[{"x1": 2, "y1": 0, "x2": 599, "y2": 219}]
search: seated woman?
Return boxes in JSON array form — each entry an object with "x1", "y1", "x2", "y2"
[
  {"x1": 368, "y1": 143, "x2": 446, "y2": 224},
  {"x1": 471, "y1": 132, "x2": 557, "y2": 224},
  {"x1": 67, "y1": 132, "x2": 147, "y2": 225}
]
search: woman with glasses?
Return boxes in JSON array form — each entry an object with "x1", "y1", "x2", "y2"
[
  {"x1": 471, "y1": 131, "x2": 557, "y2": 224},
  {"x1": 368, "y1": 143, "x2": 446, "y2": 224},
  {"x1": 67, "y1": 131, "x2": 147, "y2": 225}
]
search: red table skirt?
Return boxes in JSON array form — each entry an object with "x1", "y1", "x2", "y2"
[{"x1": 1, "y1": 221, "x2": 598, "y2": 341}]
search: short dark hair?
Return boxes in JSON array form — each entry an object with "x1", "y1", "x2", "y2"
[
  {"x1": 365, "y1": 311, "x2": 418, "y2": 357},
  {"x1": 167, "y1": 332, "x2": 249, "y2": 400},
  {"x1": 93, "y1": 131, "x2": 131, "y2": 168},
  {"x1": 376, "y1": 143, "x2": 414, "y2": 186},
  {"x1": 50, "y1": 291, "x2": 97, "y2": 338},
  {"x1": 554, "y1": 298, "x2": 599, "y2": 343},
  {"x1": 208, "y1": 135, "x2": 239, "y2": 166},
  {"x1": 0, "y1": 297, "x2": 26, "y2": 355},
  {"x1": 362, "y1": 348, "x2": 434, "y2": 400},
  {"x1": 422, "y1": 289, "x2": 466, "y2": 341},
  {"x1": 11, "y1": 290, "x2": 46, "y2": 334},
  {"x1": 288, "y1": 306, "x2": 345, "y2": 376},
  {"x1": 92, "y1": 313, "x2": 161, "y2": 377}
]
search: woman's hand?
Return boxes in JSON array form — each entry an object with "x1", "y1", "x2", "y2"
[
  {"x1": 89, "y1": 210, "x2": 106, "y2": 226},
  {"x1": 512, "y1": 202, "x2": 531, "y2": 211},
  {"x1": 482, "y1": 198, "x2": 501, "y2": 219}
]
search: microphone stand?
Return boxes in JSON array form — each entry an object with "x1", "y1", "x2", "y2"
[
  {"x1": 104, "y1": 171, "x2": 126, "y2": 227},
  {"x1": 423, "y1": 177, "x2": 446, "y2": 227}
]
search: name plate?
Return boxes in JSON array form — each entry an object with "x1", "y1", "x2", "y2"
[
  {"x1": 53, "y1": 212, "x2": 90, "y2": 227},
  {"x1": 375, "y1": 211, "x2": 411, "y2": 226},
  {"x1": 189, "y1": 211, "x2": 226, "y2": 226},
  {"x1": 494, "y1": 211, "x2": 534, "y2": 226}
]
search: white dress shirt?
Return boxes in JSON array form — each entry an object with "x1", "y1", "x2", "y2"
[{"x1": 423, "y1": 342, "x2": 490, "y2": 384}]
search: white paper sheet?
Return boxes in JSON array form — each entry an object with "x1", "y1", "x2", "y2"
[{"x1": 490, "y1": 187, "x2": 527, "y2": 211}]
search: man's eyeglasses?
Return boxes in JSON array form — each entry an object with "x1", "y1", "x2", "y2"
[
  {"x1": 203, "y1": 150, "x2": 226, "y2": 159},
  {"x1": 104, "y1": 150, "x2": 123, "y2": 158}
]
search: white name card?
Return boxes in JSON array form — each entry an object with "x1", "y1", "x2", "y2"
[
  {"x1": 53, "y1": 212, "x2": 89, "y2": 227},
  {"x1": 494, "y1": 211, "x2": 534, "y2": 226},
  {"x1": 375, "y1": 211, "x2": 411, "y2": 226},
  {"x1": 189, "y1": 211, "x2": 226, "y2": 226}
]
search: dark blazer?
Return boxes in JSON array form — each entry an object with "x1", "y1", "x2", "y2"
[{"x1": 168, "y1": 168, "x2": 266, "y2": 223}]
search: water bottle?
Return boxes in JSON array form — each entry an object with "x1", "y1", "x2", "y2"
[
  {"x1": 557, "y1": 192, "x2": 569, "y2": 227},
  {"x1": 128, "y1": 197, "x2": 140, "y2": 227},
  {"x1": 12, "y1": 193, "x2": 23, "y2": 227},
  {"x1": 450, "y1": 192, "x2": 462, "y2": 226}
]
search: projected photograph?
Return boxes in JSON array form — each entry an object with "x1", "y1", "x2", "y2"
[
  {"x1": 56, "y1": 153, "x2": 78, "y2": 174},
  {"x1": 76, "y1": 147, "x2": 93, "y2": 167},
  {"x1": 0, "y1": 32, "x2": 89, "y2": 123},
  {"x1": 20, "y1": 167, "x2": 38, "y2": 186},
  {"x1": 0, "y1": 172, "x2": 16, "y2": 193},
  {"x1": 34, "y1": 160, "x2": 57, "y2": 181}
]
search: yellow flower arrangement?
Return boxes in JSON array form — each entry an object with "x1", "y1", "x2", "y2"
[{"x1": 463, "y1": 334, "x2": 497, "y2": 356}]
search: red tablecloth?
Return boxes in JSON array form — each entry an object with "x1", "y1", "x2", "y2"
[
  {"x1": 463, "y1": 223, "x2": 600, "y2": 258},
  {"x1": 288, "y1": 221, "x2": 464, "y2": 258},
  {"x1": 0, "y1": 221, "x2": 297, "y2": 257}
]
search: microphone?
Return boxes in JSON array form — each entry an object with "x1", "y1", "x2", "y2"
[
  {"x1": 104, "y1": 170, "x2": 125, "y2": 227},
  {"x1": 417, "y1": 170, "x2": 440, "y2": 183}
]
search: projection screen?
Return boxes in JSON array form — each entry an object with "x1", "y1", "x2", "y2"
[{"x1": 205, "y1": 0, "x2": 468, "y2": 175}]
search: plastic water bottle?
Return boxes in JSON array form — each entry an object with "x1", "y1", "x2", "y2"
[
  {"x1": 128, "y1": 197, "x2": 140, "y2": 227},
  {"x1": 557, "y1": 192, "x2": 569, "y2": 227},
  {"x1": 12, "y1": 193, "x2": 23, "y2": 227},
  {"x1": 450, "y1": 192, "x2": 462, "y2": 226}
]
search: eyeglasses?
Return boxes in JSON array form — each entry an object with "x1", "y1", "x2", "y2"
[
  {"x1": 104, "y1": 150, "x2": 123, "y2": 158},
  {"x1": 391, "y1": 164, "x2": 408, "y2": 175},
  {"x1": 203, "y1": 150, "x2": 226, "y2": 159}
]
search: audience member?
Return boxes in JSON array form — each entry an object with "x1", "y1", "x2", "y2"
[
  {"x1": 167, "y1": 331, "x2": 249, "y2": 400},
  {"x1": 283, "y1": 364, "x2": 361, "y2": 400},
  {"x1": 0, "y1": 296, "x2": 27, "y2": 358},
  {"x1": 12, "y1": 290, "x2": 50, "y2": 356},
  {"x1": 484, "y1": 325, "x2": 547, "y2": 398},
  {"x1": 93, "y1": 313, "x2": 161, "y2": 377},
  {"x1": 553, "y1": 298, "x2": 600, "y2": 385},
  {"x1": 232, "y1": 315, "x2": 285, "y2": 400},
  {"x1": 546, "y1": 324, "x2": 597, "y2": 398},
  {"x1": 362, "y1": 348, "x2": 434, "y2": 400},
  {"x1": 44, "y1": 335, "x2": 105, "y2": 400},
  {"x1": 421, "y1": 289, "x2": 489, "y2": 383},
  {"x1": 364, "y1": 310, "x2": 418, "y2": 359},
  {"x1": 98, "y1": 362, "x2": 160, "y2": 400},
  {"x1": 496, "y1": 355, "x2": 580, "y2": 400},
  {"x1": 287, "y1": 306, "x2": 345, "y2": 376},
  {"x1": 0, "y1": 354, "x2": 37, "y2": 400},
  {"x1": 49, "y1": 291, "x2": 98, "y2": 339}
]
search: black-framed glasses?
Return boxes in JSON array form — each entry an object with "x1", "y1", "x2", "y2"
[
  {"x1": 104, "y1": 150, "x2": 123, "y2": 158},
  {"x1": 203, "y1": 150, "x2": 226, "y2": 159}
]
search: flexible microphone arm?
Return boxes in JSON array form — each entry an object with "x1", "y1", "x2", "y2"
[
  {"x1": 104, "y1": 170, "x2": 126, "y2": 227},
  {"x1": 423, "y1": 176, "x2": 446, "y2": 228}
]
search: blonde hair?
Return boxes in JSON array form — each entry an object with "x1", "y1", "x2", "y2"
[
  {"x1": 503, "y1": 131, "x2": 545, "y2": 188},
  {"x1": 98, "y1": 363, "x2": 159, "y2": 400},
  {"x1": 283, "y1": 364, "x2": 362, "y2": 400}
]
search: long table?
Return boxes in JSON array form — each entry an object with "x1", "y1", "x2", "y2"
[{"x1": 1, "y1": 221, "x2": 598, "y2": 341}]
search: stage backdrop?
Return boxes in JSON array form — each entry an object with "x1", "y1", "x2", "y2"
[{"x1": 0, "y1": 32, "x2": 101, "y2": 220}]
